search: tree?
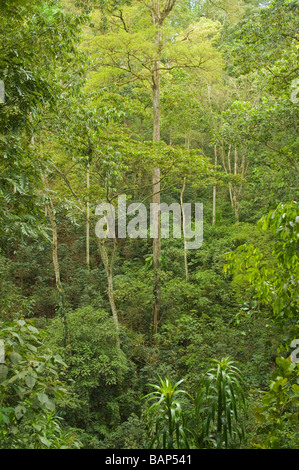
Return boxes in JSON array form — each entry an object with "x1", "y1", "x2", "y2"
[
  {"x1": 45, "y1": 86, "x2": 216, "y2": 346},
  {"x1": 84, "y1": 0, "x2": 222, "y2": 334}
]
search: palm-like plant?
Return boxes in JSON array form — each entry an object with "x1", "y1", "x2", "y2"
[
  {"x1": 195, "y1": 357, "x2": 247, "y2": 449},
  {"x1": 143, "y1": 377, "x2": 191, "y2": 449}
]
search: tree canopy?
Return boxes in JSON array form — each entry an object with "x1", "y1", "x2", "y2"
[{"x1": 0, "y1": 0, "x2": 298, "y2": 451}]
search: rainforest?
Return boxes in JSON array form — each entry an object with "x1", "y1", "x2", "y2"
[{"x1": 0, "y1": 0, "x2": 298, "y2": 451}]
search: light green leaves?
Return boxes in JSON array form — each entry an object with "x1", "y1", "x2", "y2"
[
  {"x1": 195, "y1": 356, "x2": 247, "y2": 449},
  {"x1": 253, "y1": 356, "x2": 299, "y2": 449},
  {"x1": 143, "y1": 377, "x2": 191, "y2": 449},
  {"x1": 225, "y1": 201, "x2": 299, "y2": 324},
  {"x1": 14, "y1": 405, "x2": 26, "y2": 420},
  {"x1": 25, "y1": 375, "x2": 36, "y2": 389},
  {"x1": 9, "y1": 352, "x2": 22, "y2": 364},
  {"x1": 37, "y1": 393, "x2": 55, "y2": 411}
]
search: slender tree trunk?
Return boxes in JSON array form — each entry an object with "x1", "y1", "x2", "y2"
[
  {"x1": 226, "y1": 146, "x2": 233, "y2": 208},
  {"x1": 149, "y1": 0, "x2": 178, "y2": 335},
  {"x1": 47, "y1": 199, "x2": 68, "y2": 346},
  {"x1": 39, "y1": 142, "x2": 68, "y2": 344},
  {"x1": 152, "y1": 25, "x2": 162, "y2": 335},
  {"x1": 97, "y1": 238, "x2": 120, "y2": 349},
  {"x1": 234, "y1": 146, "x2": 239, "y2": 223},
  {"x1": 221, "y1": 144, "x2": 245, "y2": 223},
  {"x1": 49, "y1": 161, "x2": 121, "y2": 347},
  {"x1": 86, "y1": 164, "x2": 90, "y2": 269},
  {"x1": 212, "y1": 145, "x2": 217, "y2": 226},
  {"x1": 180, "y1": 177, "x2": 188, "y2": 281},
  {"x1": 180, "y1": 133, "x2": 190, "y2": 281}
]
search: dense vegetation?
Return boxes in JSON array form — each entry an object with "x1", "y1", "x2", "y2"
[{"x1": 0, "y1": 0, "x2": 298, "y2": 449}]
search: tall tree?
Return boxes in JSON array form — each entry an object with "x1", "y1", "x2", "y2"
[{"x1": 84, "y1": 0, "x2": 222, "y2": 333}]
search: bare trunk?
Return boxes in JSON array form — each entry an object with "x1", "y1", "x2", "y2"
[
  {"x1": 86, "y1": 165, "x2": 90, "y2": 269},
  {"x1": 152, "y1": 26, "x2": 162, "y2": 335},
  {"x1": 40, "y1": 143, "x2": 68, "y2": 344},
  {"x1": 153, "y1": 83, "x2": 160, "y2": 142},
  {"x1": 149, "y1": 0, "x2": 178, "y2": 335},
  {"x1": 107, "y1": 270, "x2": 120, "y2": 348},
  {"x1": 234, "y1": 199, "x2": 239, "y2": 223},
  {"x1": 152, "y1": 164, "x2": 161, "y2": 335},
  {"x1": 97, "y1": 238, "x2": 120, "y2": 349},
  {"x1": 233, "y1": 146, "x2": 240, "y2": 222},
  {"x1": 222, "y1": 145, "x2": 234, "y2": 209},
  {"x1": 180, "y1": 177, "x2": 188, "y2": 281},
  {"x1": 47, "y1": 200, "x2": 68, "y2": 345},
  {"x1": 212, "y1": 145, "x2": 217, "y2": 226},
  {"x1": 223, "y1": 145, "x2": 243, "y2": 223},
  {"x1": 181, "y1": 134, "x2": 190, "y2": 281},
  {"x1": 227, "y1": 146, "x2": 233, "y2": 207}
]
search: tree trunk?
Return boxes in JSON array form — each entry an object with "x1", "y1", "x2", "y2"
[
  {"x1": 150, "y1": 0, "x2": 178, "y2": 335},
  {"x1": 97, "y1": 238, "x2": 120, "y2": 349},
  {"x1": 212, "y1": 145, "x2": 217, "y2": 226},
  {"x1": 180, "y1": 177, "x2": 188, "y2": 281},
  {"x1": 48, "y1": 162, "x2": 121, "y2": 348},
  {"x1": 227, "y1": 146, "x2": 233, "y2": 208},
  {"x1": 40, "y1": 154, "x2": 68, "y2": 345},
  {"x1": 47, "y1": 199, "x2": 68, "y2": 346},
  {"x1": 152, "y1": 25, "x2": 162, "y2": 335},
  {"x1": 86, "y1": 164, "x2": 90, "y2": 269},
  {"x1": 233, "y1": 146, "x2": 240, "y2": 223}
]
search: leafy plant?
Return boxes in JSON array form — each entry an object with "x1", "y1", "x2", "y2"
[
  {"x1": 195, "y1": 356, "x2": 247, "y2": 449},
  {"x1": 254, "y1": 356, "x2": 299, "y2": 449},
  {"x1": 45, "y1": 306, "x2": 131, "y2": 439},
  {"x1": 143, "y1": 377, "x2": 191, "y2": 449},
  {"x1": 0, "y1": 319, "x2": 80, "y2": 448},
  {"x1": 225, "y1": 201, "x2": 299, "y2": 327}
]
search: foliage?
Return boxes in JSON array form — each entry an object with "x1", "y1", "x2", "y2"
[
  {"x1": 253, "y1": 356, "x2": 299, "y2": 449},
  {"x1": 0, "y1": 319, "x2": 80, "y2": 448},
  {"x1": 45, "y1": 306, "x2": 133, "y2": 439},
  {"x1": 0, "y1": 0, "x2": 84, "y2": 239},
  {"x1": 195, "y1": 356, "x2": 247, "y2": 449},
  {"x1": 143, "y1": 377, "x2": 191, "y2": 449},
  {"x1": 225, "y1": 201, "x2": 299, "y2": 329},
  {"x1": 98, "y1": 414, "x2": 147, "y2": 449},
  {"x1": 0, "y1": 0, "x2": 298, "y2": 451}
]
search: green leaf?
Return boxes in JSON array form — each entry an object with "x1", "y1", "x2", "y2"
[
  {"x1": 45, "y1": 399, "x2": 55, "y2": 412},
  {"x1": 14, "y1": 405, "x2": 26, "y2": 420},
  {"x1": 39, "y1": 436, "x2": 51, "y2": 447},
  {"x1": 37, "y1": 393, "x2": 48, "y2": 404},
  {"x1": 0, "y1": 364, "x2": 8, "y2": 381},
  {"x1": 9, "y1": 352, "x2": 22, "y2": 364},
  {"x1": 25, "y1": 375, "x2": 36, "y2": 389}
]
